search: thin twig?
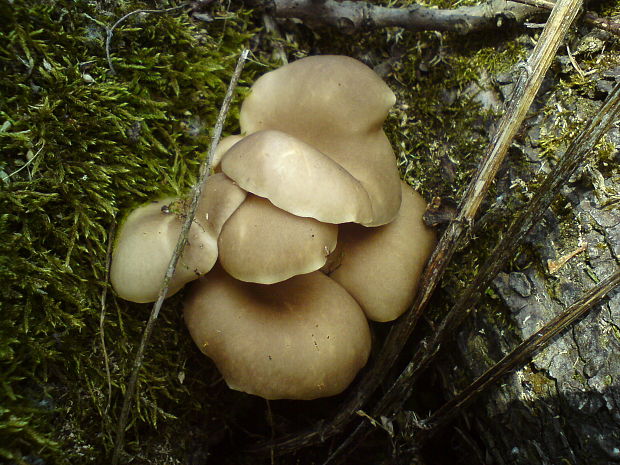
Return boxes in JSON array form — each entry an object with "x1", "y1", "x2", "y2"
[
  {"x1": 111, "y1": 49, "x2": 249, "y2": 465},
  {"x1": 256, "y1": 0, "x2": 584, "y2": 455},
  {"x1": 259, "y1": 0, "x2": 620, "y2": 38},
  {"x1": 511, "y1": 0, "x2": 620, "y2": 37},
  {"x1": 0, "y1": 143, "x2": 45, "y2": 183},
  {"x1": 260, "y1": 0, "x2": 586, "y2": 457},
  {"x1": 100, "y1": 221, "x2": 117, "y2": 415},
  {"x1": 262, "y1": 0, "x2": 539, "y2": 33},
  {"x1": 377, "y1": 74, "x2": 620, "y2": 423},
  {"x1": 326, "y1": 55, "x2": 620, "y2": 465},
  {"x1": 415, "y1": 269, "x2": 620, "y2": 440},
  {"x1": 106, "y1": 4, "x2": 189, "y2": 74}
]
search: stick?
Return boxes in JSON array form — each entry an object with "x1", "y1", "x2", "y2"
[
  {"x1": 416, "y1": 269, "x2": 620, "y2": 440},
  {"x1": 256, "y1": 0, "x2": 584, "y2": 454},
  {"x1": 111, "y1": 49, "x2": 249, "y2": 465},
  {"x1": 100, "y1": 221, "x2": 117, "y2": 415},
  {"x1": 266, "y1": 0, "x2": 537, "y2": 33},
  {"x1": 106, "y1": 4, "x2": 189, "y2": 75},
  {"x1": 260, "y1": 0, "x2": 620, "y2": 38}
]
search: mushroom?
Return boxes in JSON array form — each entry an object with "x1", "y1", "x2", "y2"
[
  {"x1": 212, "y1": 134, "x2": 244, "y2": 171},
  {"x1": 220, "y1": 130, "x2": 373, "y2": 224},
  {"x1": 184, "y1": 266, "x2": 372, "y2": 400},
  {"x1": 217, "y1": 194, "x2": 338, "y2": 284},
  {"x1": 327, "y1": 181, "x2": 437, "y2": 322},
  {"x1": 238, "y1": 55, "x2": 402, "y2": 226},
  {"x1": 110, "y1": 173, "x2": 246, "y2": 302}
]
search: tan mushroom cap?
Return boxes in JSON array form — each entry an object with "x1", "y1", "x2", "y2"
[
  {"x1": 110, "y1": 174, "x2": 246, "y2": 303},
  {"x1": 183, "y1": 266, "x2": 372, "y2": 400},
  {"x1": 212, "y1": 134, "x2": 244, "y2": 171},
  {"x1": 240, "y1": 55, "x2": 395, "y2": 137},
  {"x1": 110, "y1": 198, "x2": 213, "y2": 303},
  {"x1": 218, "y1": 194, "x2": 338, "y2": 284},
  {"x1": 221, "y1": 130, "x2": 373, "y2": 224},
  {"x1": 328, "y1": 182, "x2": 437, "y2": 322},
  {"x1": 194, "y1": 172, "x2": 248, "y2": 236},
  {"x1": 318, "y1": 130, "x2": 402, "y2": 227},
  {"x1": 239, "y1": 55, "x2": 401, "y2": 226}
]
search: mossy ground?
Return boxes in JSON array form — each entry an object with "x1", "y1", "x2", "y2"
[{"x1": 1, "y1": 0, "x2": 618, "y2": 464}]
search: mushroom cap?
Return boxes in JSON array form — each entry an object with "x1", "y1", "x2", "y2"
[
  {"x1": 110, "y1": 198, "x2": 215, "y2": 303},
  {"x1": 218, "y1": 194, "x2": 338, "y2": 284},
  {"x1": 239, "y1": 55, "x2": 401, "y2": 226},
  {"x1": 221, "y1": 130, "x2": 373, "y2": 224},
  {"x1": 110, "y1": 174, "x2": 246, "y2": 303},
  {"x1": 240, "y1": 55, "x2": 395, "y2": 137},
  {"x1": 328, "y1": 182, "x2": 437, "y2": 322},
  {"x1": 318, "y1": 130, "x2": 402, "y2": 227},
  {"x1": 212, "y1": 134, "x2": 244, "y2": 171},
  {"x1": 184, "y1": 266, "x2": 372, "y2": 400},
  {"x1": 194, "y1": 172, "x2": 247, "y2": 236}
]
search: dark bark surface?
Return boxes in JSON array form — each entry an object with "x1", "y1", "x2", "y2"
[{"x1": 443, "y1": 66, "x2": 620, "y2": 464}]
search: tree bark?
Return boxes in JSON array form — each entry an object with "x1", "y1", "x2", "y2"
[{"x1": 440, "y1": 68, "x2": 620, "y2": 464}]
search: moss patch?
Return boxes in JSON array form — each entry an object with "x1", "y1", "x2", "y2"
[{"x1": 0, "y1": 1, "x2": 257, "y2": 463}]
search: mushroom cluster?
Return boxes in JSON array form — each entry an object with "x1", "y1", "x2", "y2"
[{"x1": 111, "y1": 55, "x2": 436, "y2": 400}]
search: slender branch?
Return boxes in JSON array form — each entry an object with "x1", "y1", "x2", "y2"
[
  {"x1": 106, "y1": 4, "x2": 189, "y2": 74},
  {"x1": 0, "y1": 142, "x2": 45, "y2": 183},
  {"x1": 416, "y1": 269, "x2": 620, "y2": 440},
  {"x1": 328, "y1": 67, "x2": 620, "y2": 465},
  {"x1": 100, "y1": 221, "x2": 117, "y2": 415},
  {"x1": 260, "y1": 0, "x2": 620, "y2": 38},
  {"x1": 111, "y1": 49, "x2": 249, "y2": 465},
  {"x1": 255, "y1": 0, "x2": 584, "y2": 455},
  {"x1": 265, "y1": 0, "x2": 538, "y2": 34},
  {"x1": 378, "y1": 73, "x2": 620, "y2": 422},
  {"x1": 512, "y1": 0, "x2": 620, "y2": 37}
]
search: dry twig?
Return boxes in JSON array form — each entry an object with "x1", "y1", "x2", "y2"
[
  {"x1": 106, "y1": 4, "x2": 189, "y2": 74},
  {"x1": 262, "y1": 0, "x2": 538, "y2": 33},
  {"x1": 111, "y1": 49, "x2": 249, "y2": 465},
  {"x1": 258, "y1": 0, "x2": 620, "y2": 38},
  {"x1": 256, "y1": 0, "x2": 584, "y2": 455},
  {"x1": 323, "y1": 31, "x2": 620, "y2": 465},
  {"x1": 100, "y1": 221, "x2": 116, "y2": 415}
]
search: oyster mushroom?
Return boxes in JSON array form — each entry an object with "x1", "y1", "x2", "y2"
[
  {"x1": 238, "y1": 55, "x2": 402, "y2": 226},
  {"x1": 220, "y1": 129, "x2": 373, "y2": 224},
  {"x1": 328, "y1": 182, "x2": 437, "y2": 322},
  {"x1": 110, "y1": 173, "x2": 246, "y2": 302},
  {"x1": 217, "y1": 194, "x2": 338, "y2": 284},
  {"x1": 183, "y1": 266, "x2": 372, "y2": 400}
]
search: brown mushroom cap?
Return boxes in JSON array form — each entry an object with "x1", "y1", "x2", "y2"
[
  {"x1": 110, "y1": 174, "x2": 246, "y2": 303},
  {"x1": 212, "y1": 134, "x2": 244, "y2": 171},
  {"x1": 218, "y1": 194, "x2": 338, "y2": 284},
  {"x1": 328, "y1": 182, "x2": 437, "y2": 322},
  {"x1": 110, "y1": 198, "x2": 214, "y2": 303},
  {"x1": 239, "y1": 55, "x2": 401, "y2": 226},
  {"x1": 240, "y1": 55, "x2": 395, "y2": 137},
  {"x1": 194, "y1": 172, "x2": 248, "y2": 236},
  {"x1": 183, "y1": 266, "x2": 372, "y2": 400},
  {"x1": 221, "y1": 130, "x2": 373, "y2": 224}
]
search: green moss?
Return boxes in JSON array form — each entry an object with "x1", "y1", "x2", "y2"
[
  {"x1": 3, "y1": 0, "x2": 618, "y2": 462},
  {"x1": 0, "y1": 1, "x2": 257, "y2": 462}
]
